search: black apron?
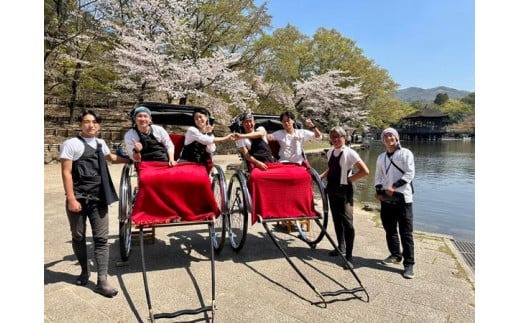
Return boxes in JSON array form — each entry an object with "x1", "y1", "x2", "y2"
[
  {"x1": 134, "y1": 126, "x2": 169, "y2": 162},
  {"x1": 326, "y1": 151, "x2": 353, "y2": 204},
  {"x1": 75, "y1": 136, "x2": 118, "y2": 205},
  {"x1": 250, "y1": 136, "x2": 275, "y2": 162}
]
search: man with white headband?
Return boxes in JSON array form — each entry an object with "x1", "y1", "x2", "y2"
[{"x1": 374, "y1": 127, "x2": 416, "y2": 279}]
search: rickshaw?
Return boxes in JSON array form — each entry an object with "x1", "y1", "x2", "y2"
[
  {"x1": 117, "y1": 102, "x2": 227, "y2": 322},
  {"x1": 223, "y1": 113, "x2": 369, "y2": 305}
]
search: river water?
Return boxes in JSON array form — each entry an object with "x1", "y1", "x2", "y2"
[{"x1": 307, "y1": 140, "x2": 475, "y2": 242}]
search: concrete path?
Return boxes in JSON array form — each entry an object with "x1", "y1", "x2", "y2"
[{"x1": 44, "y1": 159, "x2": 474, "y2": 322}]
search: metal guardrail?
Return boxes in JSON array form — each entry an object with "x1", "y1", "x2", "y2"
[{"x1": 452, "y1": 240, "x2": 475, "y2": 272}]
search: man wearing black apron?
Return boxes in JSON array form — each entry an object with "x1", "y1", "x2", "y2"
[
  {"x1": 60, "y1": 110, "x2": 128, "y2": 297},
  {"x1": 124, "y1": 106, "x2": 176, "y2": 165}
]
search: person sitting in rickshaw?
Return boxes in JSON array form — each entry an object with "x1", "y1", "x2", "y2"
[
  {"x1": 234, "y1": 111, "x2": 276, "y2": 171},
  {"x1": 178, "y1": 107, "x2": 234, "y2": 164},
  {"x1": 123, "y1": 106, "x2": 221, "y2": 224},
  {"x1": 268, "y1": 111, "x2": 322, "y2": 165},
  {"x1": 124, "y1": 106, "x2": 176, "y2": 166},
  {"x1": 234, "y1": 111, "x2": 320, "y2": 223}
]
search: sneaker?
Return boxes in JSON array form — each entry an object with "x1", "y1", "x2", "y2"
[
  {"x1": 328, "y1": 249, "x2": 346, "y2": 257},
  {"x1": 403, "y1": 265, "x2": 415, "y2": 279},
  {"x1": 381, "y1": 255, "x2": 403, "y2": 265}
]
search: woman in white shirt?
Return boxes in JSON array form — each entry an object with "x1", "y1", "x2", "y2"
[
  {"x1": 320, "y1": 126, "x2": 369, "y2": 268},
  {"x1": 178, "y1": 107, "x2": 233, "y2": 164}
]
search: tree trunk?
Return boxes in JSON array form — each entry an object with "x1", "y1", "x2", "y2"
[
  {"x1": 68, "y1": 62, "x2": 82, "y2": 124},
  {"x1": 137, "y1": 80, "x2": 146, "y2": 103},
  {"x1": 179, "y1": 97, "x2": 187, "y2": 105}
]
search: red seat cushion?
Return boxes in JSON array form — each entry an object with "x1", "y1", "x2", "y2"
[
  {"x1": 131, "y1": 161, "x2": 220, "y2": 225},
  {"x1": 249, "y1": 163, "x2": 316, "y2": 224},
  {"x1": 169, "y1": 134, "x2": 185, "y2": 161},
  {"x1": 269, "y1": 140, "x2": 280, "y2": 160}
]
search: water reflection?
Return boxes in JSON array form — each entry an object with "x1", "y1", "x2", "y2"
[{"x1": 307, "y1": 140, "x2": 475, "y2": 242}]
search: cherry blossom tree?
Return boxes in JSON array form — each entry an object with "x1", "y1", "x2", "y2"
[
  {"x1": 98, "y1": 0, "x2": 256, "y2": 122},
  {"x1": 250, "y1": 75, "x2": 294, "y2": 114},
  {"x1": 293, "y1": 70, "x2": 366, "y2": 129}
]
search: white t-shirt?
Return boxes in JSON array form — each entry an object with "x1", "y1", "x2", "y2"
[
  {"x1": 325, "y1": 145, "x2": 361, "y2": 185},
  {"x1": 59, "y1": 136, "x2": 110, "y2": 161},
  {"x1": 271, "y1": 129, "x2": 321, "y2": 164}
]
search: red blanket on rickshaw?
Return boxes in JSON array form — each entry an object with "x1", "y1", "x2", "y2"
[
  {"x1": 249, "y1": 162, "x2": 316, "y2": 224},
  {"x1": 131, "y1": 161, "x2": 220, "y2": 225}
]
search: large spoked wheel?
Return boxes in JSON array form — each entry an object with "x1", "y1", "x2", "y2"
[
  {"x1": 226, "y1": 170, "x2": 250, "y2": 252},
  {"x1": 118, "y1": 163, "x2": 135, "y2": 262},
  {"x1": 296, "y1": 167, "x2": 329, "y2": 247},
  {"x1": 210, "y1": 165, "x2": 227, "y2": 253}
]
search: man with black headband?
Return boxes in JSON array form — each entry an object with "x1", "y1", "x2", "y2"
[{"x1": 374, "y1": 127, "x2": 416, "y2": 279}]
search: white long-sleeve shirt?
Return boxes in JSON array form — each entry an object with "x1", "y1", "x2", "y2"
[
  {"x1": 375, "y1": 147, "x2": 415, "y2": 203},
  {"x1": 183, "y1": 126, "x2": 216, "y2": 154},
  {"x1": 124, "y1": 125, "x2": 175, "y2": 161}
]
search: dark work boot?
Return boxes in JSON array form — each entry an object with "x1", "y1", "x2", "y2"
[
  {"x1": 72, "y1": 239, "x2": 90, "y2": 285},
  {"x1": 95, "y1": 275, "x2": 118, "y2": 298},
  {"x1": 328, "y1": 248, "x2": 346, "y2": 257},
  {"x1": 328, "y1": 243, "x2": 346, "y2": 257},
  {"x1": 76, "y1": 270, "x2": 90, "y2": 286}
]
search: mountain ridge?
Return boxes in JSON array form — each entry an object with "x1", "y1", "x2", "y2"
[{"x1": 396, "y1": 86, "x2": 471, "y2": 103}]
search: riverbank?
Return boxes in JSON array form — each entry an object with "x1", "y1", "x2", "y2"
[{"x1": 44, "y1": 161, "x2": 474, "y2": 322}]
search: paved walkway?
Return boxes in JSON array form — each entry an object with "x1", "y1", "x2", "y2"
[{"x1": 44, "y1": 159, "x2": 474, "y2": 322}]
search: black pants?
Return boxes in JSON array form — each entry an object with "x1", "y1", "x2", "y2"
[
  {"x1": 66, "y1": 199, "x2": 110, "y2": 276},
  {"x1": 380, "y1": 201, "x2": 415, "y2": 266},
  {"x1": 329, "y1": 194, "x2": 355, "y2": 259}
]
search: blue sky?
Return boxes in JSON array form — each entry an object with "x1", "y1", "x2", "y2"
[{"x1": 257, "y1": 0, "x2": 475, "y2": 91}]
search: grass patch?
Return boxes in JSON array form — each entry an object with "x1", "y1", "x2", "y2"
[{"x1": 304, "y1": 140, "x2": 330, "y2": 151}]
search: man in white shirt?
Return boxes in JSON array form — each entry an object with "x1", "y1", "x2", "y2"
[
  {"x1": 268, "y1": 111, "x2": 322, "y2": 164},
  {"x1": 374, "y1": 127, "x2": 416, "y2": 279}
]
